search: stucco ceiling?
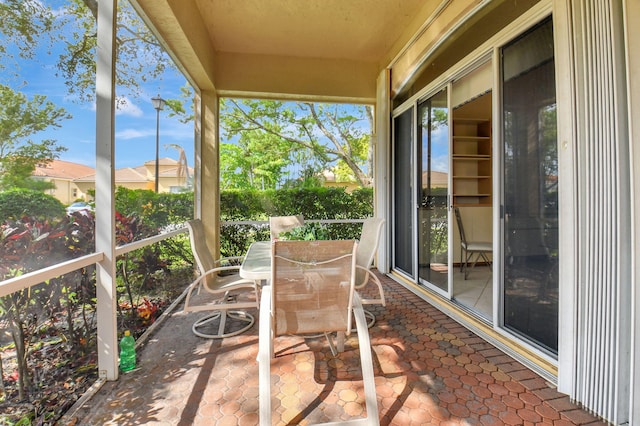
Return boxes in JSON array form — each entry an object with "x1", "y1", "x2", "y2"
[
  {"x1": 194, "y1": 0, "x2": 430, "y2": 63},
  {"x1": 133, "y1": 0, "x2": 470, "y2": 101}
]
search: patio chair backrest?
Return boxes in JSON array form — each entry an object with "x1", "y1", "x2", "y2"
[
  {"x1": 271, "y1": 239, "x2": 357, "y2": 336},
  {"x1": 269, "y1": 215, "x2": 304, "y2": 240},
  {"x1": 355, "y1": 217, "x2": 384, "y2": 286},
  {"x1": 186, "y1": 219, "x2": 216, "y2": 274}
]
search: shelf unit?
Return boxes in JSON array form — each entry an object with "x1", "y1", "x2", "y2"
[{"x1": 452, "y1": 118, "x2": 492, "y2": 206}]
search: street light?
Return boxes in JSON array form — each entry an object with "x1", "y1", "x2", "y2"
[{"x1": 151, "y1": 94, "x2": 166, "y2": 192}]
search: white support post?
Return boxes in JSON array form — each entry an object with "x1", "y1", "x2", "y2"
[{"x1": 95, "y1": 0, "x2": 118, "y2": 381}]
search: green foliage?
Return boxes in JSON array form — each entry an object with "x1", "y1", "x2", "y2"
[
  {"x1": 279, "y1": 222, "x2": 329, "y2": 241},
  {"x1": 0, "y1": 216, "x2": 77, "y2": 399},
  {"x1": 220, "y1": 99, "x2": 374, "y2": 189},
  {"x1": 0, "y1": 189, "x2": 65, "y2": 221},
  {"x1": 0, "y1": 0, "x2": 56, "y2": 74},
  {"x1": 219, "y1": 187, "x2": 372, "y2": 220},
  {"x1": 219, "y1": 187, "x2": 373, "y2": 256},
  {"x1": 114, "y1": 187, "x2": 193, "y2": 230},
  {"x1": 0, "y1": 84, "x2": 70, "y2": 191},
  {"x1": 55, "y1": 0, "x2": 172, "y2": 104}
]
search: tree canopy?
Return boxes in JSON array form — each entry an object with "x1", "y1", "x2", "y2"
[
  {"x1": 0, "y1": 0, "x2": 173, "y2": 103},
  {"x1": 0, "y1": 1, "x2": 375, "y2": 195},
  {"x1": 0, "y1": 0, "x2": 179, "y2": 192},
  {"x1": 220, "y1": 99, "x2": 373, "y2": 190},
  {"x1": 0, "y1": 84, "x2": 70, "y2": 191}
]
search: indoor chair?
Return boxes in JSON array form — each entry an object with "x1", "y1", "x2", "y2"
[{"x1": 454, "y1": 207, "x2": 492, "y2": 279}]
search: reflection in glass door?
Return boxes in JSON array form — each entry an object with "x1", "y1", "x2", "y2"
[
  {"x1": 417, "y1": 89, "x2": 449, "y2": 292},
  {"x1": 392, "y1": 108, "x2": 414, "y2": 277},
  {"x1": 501, "y1": 17, "x2": 558, "y2": 353}
]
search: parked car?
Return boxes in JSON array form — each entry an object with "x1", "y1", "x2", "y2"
[{"x1": 66, "y1": 201, "x2": 94, "y2": 215}]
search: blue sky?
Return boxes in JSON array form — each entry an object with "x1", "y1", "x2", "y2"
[
  {"x1": 2, "y1": 0, "x2": 377, "y2": 181},
  {"x1": 2, "y1": 0, "x2": 195, "y2": 171}
]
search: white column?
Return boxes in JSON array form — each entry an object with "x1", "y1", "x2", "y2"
[
  {"x1": 193, "y1": 92, "x2": 202, "y2": 219},
  {"x1": 95, "y1": 0, "x2": 118, "y2": 380}
]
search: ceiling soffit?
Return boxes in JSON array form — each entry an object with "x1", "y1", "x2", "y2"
[{"x1": 132, "y1": 1, "x2": 500, "y2": 101}]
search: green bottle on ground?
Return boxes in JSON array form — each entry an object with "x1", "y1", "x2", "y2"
[{"x1": 119, "y1": 330, "x2": 136, "y2": 372}]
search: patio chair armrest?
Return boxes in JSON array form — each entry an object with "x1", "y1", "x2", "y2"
[
  {"x1": 187, "y1": 265, "x2": 242, "y2": 295},
  {"x1": 354, "y1": 265, "x2": 386, "y2": 307},
  {"x1": 213, "y1": 256, "x2": 245, "y2": 267},
  {"x1": 183, "y1": 266, "x2": 258, "y2": 312},
  {"x1": 204, "y1": 265, "x2": 241, "y2": 274}
]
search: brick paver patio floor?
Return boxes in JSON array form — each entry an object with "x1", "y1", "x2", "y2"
[{"x1": 65, "y1": 272, "x2": 605, "y2": 425}]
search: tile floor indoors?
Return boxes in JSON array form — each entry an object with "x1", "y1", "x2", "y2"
[
  {"x1": 62, "y1": 271, "x2": 604, "y2": 426},
  {"x1": 452, "y1": 265, "x2": 493, "y2": 320}
]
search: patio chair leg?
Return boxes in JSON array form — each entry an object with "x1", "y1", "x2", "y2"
[
  {"x1": 192, "y1": 310, "x2": 255, "y2": 339},
  {"x1": 325, "y1": 332, "x2": 338, "y2": 356}
]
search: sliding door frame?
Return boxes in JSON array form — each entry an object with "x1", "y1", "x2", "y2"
[{"x1": 390, "y1": 0, "x2": 561, "y2": 375}]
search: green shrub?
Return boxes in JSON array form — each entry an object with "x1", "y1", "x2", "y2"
[
  {"x1": 0, "y1": 188, "x2": 65, "y2": 221},
  {"x1": 220, "y1": 187, "x2": 373, "y2": 221},
  {"x1": 108, "y1": 187, "x2": 373, "y2": 257},
  {"x1": 219, "y1": 187, "x2": 373, "y2": 256}
]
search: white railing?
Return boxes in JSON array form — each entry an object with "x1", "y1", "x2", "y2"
[
  {"x1": 0, "y1": 219, "x2": 364, "y2": 300},
  {"x1": 0, "y1": 227, "x2": 187, "y2": 299},
  {"x1": 0, "y1": 252, "x2": 105, "y2": 298},
  {"x1": 222, "y1": 219, "x2": 365, "y2": 225}
]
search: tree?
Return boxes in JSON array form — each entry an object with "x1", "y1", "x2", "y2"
[
  {"x1": 0, "y1": 0, "x2": 175, "y2": 104},
  {"x1": 220, "y1": 99, "x2": 374, "y2": 189},
  {"x1": 0, "y1": 0, "x2": 57, "y2": 76},
  {"x1": 56, "y1": 0, "x2": 173, "y2": 103},
  {"x1": 0, "y1": 84, "x2": 70, "y2": 191}
]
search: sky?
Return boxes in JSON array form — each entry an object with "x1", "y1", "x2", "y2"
[
  {"x1": 2, "y1": 0, "x2": 195, "y2": 171},
  {"x1": 2, "y1": 0, "x2": 380, "y2": 182}
]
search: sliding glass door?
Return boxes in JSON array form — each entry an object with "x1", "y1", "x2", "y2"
[
  {"x1": 391, "y1": 89, "x2": 451, "y2": 293},
  {"x1": 390, "y1": 13, "x2": 559, "y2": 357},
  {"x1": 392, "y1": 108, "x2": 414, "y2": 277},
  {"x1": 417, "y1": 89, "x2": 450, "y2": 293},
  {"x1": 501, "y1": 17, "x2": 558, "y2": 352}
]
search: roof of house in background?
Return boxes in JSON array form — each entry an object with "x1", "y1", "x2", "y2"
[
  {"x1": 143, "y1": 158, "x2": 181, "y2": 167},
  {"x1": 422, "y1": 170, "x2": 448, "y2": 187},
  {"x1": 73, "y1": 158, "x2": 193, "y2": 183},
  {"x1": 33, "y1": 159, "x2": 95, "y2": 180},
  {"x1": 75, "y1": 167, "x2": 148, "y2": 183}
]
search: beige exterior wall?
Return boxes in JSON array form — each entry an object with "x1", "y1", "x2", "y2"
[{"x1": 43, "y1": 178, "x2": 87, "y2": 205}]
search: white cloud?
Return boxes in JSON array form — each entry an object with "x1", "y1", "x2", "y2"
[
  {"x1": 116, "y1": 129, "x2": 151, "y2": 140},
  {"x1": 115, "y1": 97, "x2": 143, "y2": 117}
]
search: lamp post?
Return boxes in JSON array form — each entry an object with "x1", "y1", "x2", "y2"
[{"x1": 151, "y1": 94, "x2": 166, "y2": 192}]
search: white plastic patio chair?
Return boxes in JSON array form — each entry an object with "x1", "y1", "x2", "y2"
[{"x1": 355, "y1": 217, "x2": 386, "y2": 327}]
